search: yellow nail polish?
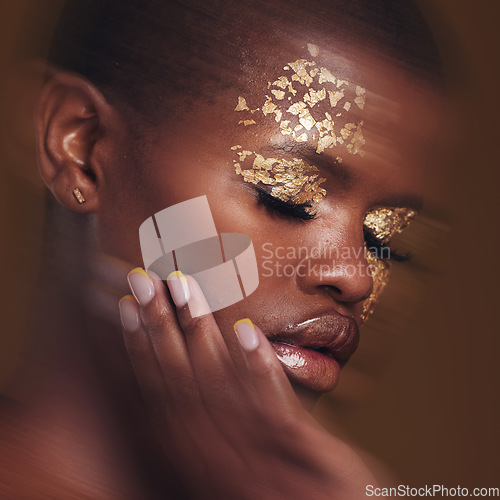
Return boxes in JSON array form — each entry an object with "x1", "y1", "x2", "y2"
[
  {"x1": 233, "y1": 318, "x2": 258, "y2": 351},
  {"x1": 233, "y1": 318, "x2": 254, "y2": 330},
  {"x1": 167, "y1": 270, "x2": 188, "y2": 285}
]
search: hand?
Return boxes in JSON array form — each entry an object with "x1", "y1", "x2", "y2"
[{"x1": 119, "y1": 268, "x2": 376, "y2": 499}]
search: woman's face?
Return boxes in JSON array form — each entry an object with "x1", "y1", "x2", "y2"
[{"x1": 96, "y1": 41, "x2": 440, "y2": 399}]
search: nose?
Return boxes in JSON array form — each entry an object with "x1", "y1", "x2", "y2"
[{"x1": 295, "y1": 219, "x2": 374, "y2": 306}]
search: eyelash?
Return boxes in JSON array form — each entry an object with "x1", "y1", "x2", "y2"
[
  {"x1": 256, "y1": 188, "x2": 410, "y2": 262},
  {"x1": 363, "y1": 229, "x2": 410, "y2": 262},
  {"x1": 256, "y1": 189, "x2": 317, "y2": 220}
]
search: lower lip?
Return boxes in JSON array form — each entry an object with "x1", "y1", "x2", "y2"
[{"x1": 270, "y1": 342, "x2": 340, "y2": 392}]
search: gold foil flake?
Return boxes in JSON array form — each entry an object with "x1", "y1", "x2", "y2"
[
  {"x1": 328, "y1": 90, "x2": 345, "y2": 108},
  {"x1": 298, "y1": 110, "x2": 316, "y2": 130},
  {"x1": 271, "y1": 89, "x2": 285, "y2": 100},
  {"x1": 231, "y1": 145, "x2": 242, "y2": 150},
  {"x1": 317, "y1": 135, "x2": 336, "y2": 154},
  {"x1": 238, "y1": 119, "x2": 256, "y2": 126},
  {"x1": 355, "y1": 86, "x2": 366, "y2": 110},
  {"x1": 364, "y1": 207, "x2": 417, "y2": 244},
  {"x1": 237, "y1": 149, "x2": 253, "y2": 162},
  {"x1": 280, "y1": 120, "x2": 293, "y2": 135},
  {"x1": 318, "y1": 67, "x2": 336, "y2": 85},
  {"x1": 262, "y1": 96, "x2": 277, "y2": 115},
  {"x1": 235, "y1": 96, "x2": 250, "y2": 111},
  {"x1": 232, "y1": 149, "x2": 327, "y2": 204},
  {"x1": 307, "y1": 43, "x2": 319, "y2": 57},
  {"x1": 287, "y1": 101, "x2": 307, "y2": 115},
  {"x1": 346, "y1": 122, "x2": 365, "y2": 156},
  {"x1": 361, "y1": 251, "x2": 391, "y2": 322},
  {"x1": 303, "y1": 88, "x2": 326, "y2": 107},
  {"x1": 233, "y1": 49, "x2": 367, "y2": 161}
]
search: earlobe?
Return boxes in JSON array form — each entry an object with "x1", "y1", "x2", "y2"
[{"x1": 35, "y1": 72, "x2": 110, "y2": 214}]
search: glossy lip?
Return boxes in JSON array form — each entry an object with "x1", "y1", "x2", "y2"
[{"x1": 267, "y1": 313, "x2": 359, "y2": 393}]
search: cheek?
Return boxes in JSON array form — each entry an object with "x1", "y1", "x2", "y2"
[{"x1": 360, "y1": 253, "x2": 391, "y2": 323}]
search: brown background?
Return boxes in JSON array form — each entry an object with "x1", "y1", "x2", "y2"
[{"x1": 1, "y1": 0, "x2": 498, "y2": 491}]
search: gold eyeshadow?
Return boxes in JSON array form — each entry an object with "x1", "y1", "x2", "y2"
[
  {"x1": 231, "y1": 145, "x2": 326, "y2": 204},
  {"x1": 364, "y1": 207, "x2": 417, "y2": 244}
]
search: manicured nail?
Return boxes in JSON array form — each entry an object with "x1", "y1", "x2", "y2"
[
  {"x1": 147, "y1": 269, "x2": 162, "y2": 282},
  {"x1": 127, "y1": 268, "x2": 155, "y2": 305},
  {"x1": 234, "y1": 318, "x2": 258, "y2": 352},
  {"x1": 119, "y1": 296, "x2": 140, "y2": 332},
  {"x1": 166, "y1": 270, "x2": 190, "y2": 307}
]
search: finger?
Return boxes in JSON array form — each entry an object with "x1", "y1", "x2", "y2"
[
  {"x1": 119, "y1": 295, "x2": 168, "y2": 422},
  {"x1": 127, "y1": 268, "x2": 202, "y2": 415},
  {"x1": 166, "y1": 271, "x2": 242, "y2": 407},
  {"x1": 233, "y1": 319, "x2": 302, "y2": 415}
]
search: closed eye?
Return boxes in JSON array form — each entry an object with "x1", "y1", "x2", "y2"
[
  {"x1": 363, "y1": 228, "x2": 410, "y2": 262},
  {"x1": 255, "y1": 189, "x2": 317, "y2": 221}
]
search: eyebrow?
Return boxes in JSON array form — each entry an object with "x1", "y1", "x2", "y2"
[
  {"x1": 261, "y1": 140, "x2": 351, "y2": 185},
  {"x1": 262, "y1": 140, "x2": 423, "y2": 211}
]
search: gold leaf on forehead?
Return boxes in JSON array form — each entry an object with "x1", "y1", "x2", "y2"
[
  {"x1": 346, "y1": 122, "x2": 365, "y2": 156},
  {"x1": 354, "y1": 96, "x2": 365, "y2": 110},
  {"x1": 280, "y1": 120, "x2": 293, "y2": 135},
  {"x1": 287, "y1": 101, "x2": 307, "y2": 115},
  {"x1": 343, "y1": 102, "x2": 351, "y2": 111},
  {"x1": 304, "y1": 87, "x2": 327, "y2": 108},
  {"x1": 307, "y1": 43, "x2": 320, "y2": 57},
  {"x1": 296, "y1": 133, "x2": 308, "y2": 142},
  {"x1": 328, "y1": 90, "x2": 345, "y2": 108},
  {"x1": 231, "y1": 145, "x2": 242, "y2": 150},
  {"x1": 318, "y1": 67, "x2": 336, "y2": 85},
  {"x1": 262, "y1": 96, "x2": 277, "y2": 116},
  {"x1": 235, "y1": 96, "x2": 250, "y2": 111},
  {"x1": 299, "y1": 110, "x2": 316, "y2": 131},
  {"x1": 238, "y1": 119, "x2": 256, "y2": 126},
  {"x1": 271, "y1": 89, "x2": 285, "y2": 100},
  {"x1": 337, "y1": 78, "x2": 349, "y2": 88}
]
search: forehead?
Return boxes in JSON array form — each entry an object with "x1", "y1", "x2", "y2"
[{"x1": 223, "y1": 42, "x2": 441, "y2": 194}]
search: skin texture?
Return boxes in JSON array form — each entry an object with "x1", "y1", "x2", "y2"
[{"x1": 1, "y1": 39, "x2": 441, "y2": 499}]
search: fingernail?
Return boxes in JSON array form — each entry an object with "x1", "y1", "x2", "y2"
[
  {"x1": 119, "y1": 296, "x2": 140, "y2": 332},
  {"x1": 147, "y1": 269, "x2": 162, "y2": 282},
  {"x1": 166, "y1": 270, "x2": 190, "y2": 307},
  {"x1": 234, "y1": 318, "x2": 258, "y2": 352},
  {"x1": 127, "y1": 268, "x2": 155, "y2": 305}
]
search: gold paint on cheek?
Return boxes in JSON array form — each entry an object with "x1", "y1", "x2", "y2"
[
  {"x1": 361, "y1": 251, "x2": 390, "y2": 323},
  {"x1": 360, "y1": 207, "x2": 417, "y2": 322},
  {"x1": 230, "y1": 145, "x2": 327, "y2": 205}
]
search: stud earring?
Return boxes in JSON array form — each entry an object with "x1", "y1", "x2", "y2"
[{"x1": 72, "y1": 188, "x2": 86, "y2": 204}]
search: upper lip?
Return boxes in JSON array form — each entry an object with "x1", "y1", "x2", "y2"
[{"x1": 267, "y1": 312, "x2": 359, "y2": 366}]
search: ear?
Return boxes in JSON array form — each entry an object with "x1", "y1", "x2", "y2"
[{"x1": 35, "y1": 71, "x2": 113, "y2": 213}]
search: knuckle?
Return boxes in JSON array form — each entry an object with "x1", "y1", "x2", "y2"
[{"x1": 145, "y1": 307, "x2": 173, "y2": 343}]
